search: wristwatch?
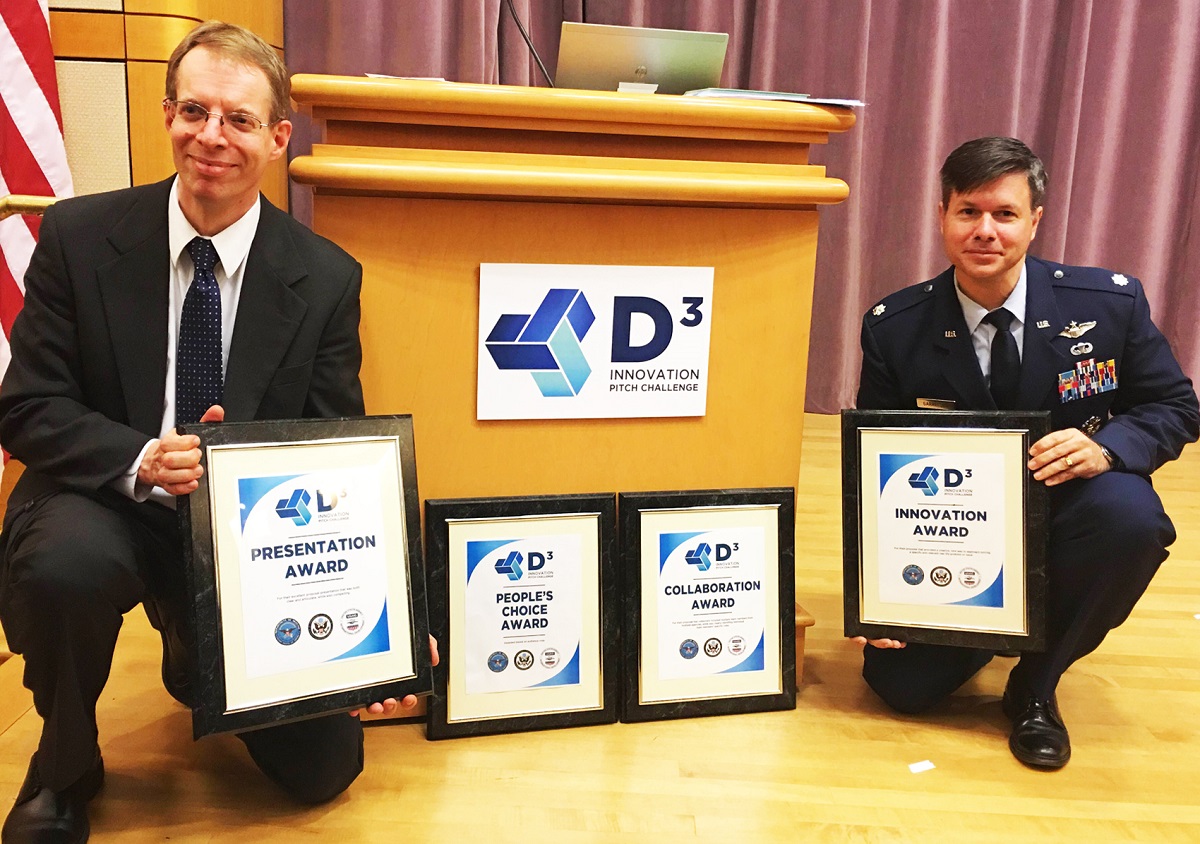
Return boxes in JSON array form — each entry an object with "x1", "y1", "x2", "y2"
[{"x1": 1098, "y1": 445, "x2": 1119, "y2": 469}]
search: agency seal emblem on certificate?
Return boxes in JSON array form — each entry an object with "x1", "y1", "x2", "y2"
[
  {"x1": 180, "y1": 416, "x2": 432, "y2": 737},
  {"x1": 841, "y1": 410, "x2": 1050, "y2": 650}
]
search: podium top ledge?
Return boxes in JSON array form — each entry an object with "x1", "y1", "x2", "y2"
[{"x1": 289, "y1": 75, "x2": 856, "y2": 137}]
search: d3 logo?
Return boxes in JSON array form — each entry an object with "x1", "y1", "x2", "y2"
[
  {"x1": 908, "y1": 466, "x2": 940, "y2": 496},
  {"x1": 494, "y1": 550, "x2": 524, "y2": 581},
  {"x1": 685, "y1": 542, "x2": 713, "y2": 572},
  {"x1": 276, "y1": 489, "x2": 312, "y2": 526},
  {"x1": 485, "y1": 288, "x2": 595, "y2": 397}
]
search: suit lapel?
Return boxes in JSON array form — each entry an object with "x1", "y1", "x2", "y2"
[
  {"x1": 223, "y1": 198, "x2": 308, "y2": 422},
  {"x1": 98, "y1": 180, "x2": 172, "y2": 437},
  {"x1": 928, "y1": 271, "x2": 995, "y2": 409},
  {"x1": 1018, "y1": 259, "x2": 1068, "y2": 409}
]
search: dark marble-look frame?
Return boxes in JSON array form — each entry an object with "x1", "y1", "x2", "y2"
[
  {"x1": 618, "y1": 488, "x2": 796, "y2": 724},
  {"x1": 179, "y1": 415, "x2": 432, "y2": 738},
  {"x1": 841, "y1": 409, "x2": 1050, "y2": 651},
  {"x1": 424, "y1": 493, "x2": 619, "y2": 740}
]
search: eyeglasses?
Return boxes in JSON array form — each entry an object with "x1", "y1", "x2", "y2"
[{"x1": 164, "y1": 99, "x2": 275, "y2": 134}]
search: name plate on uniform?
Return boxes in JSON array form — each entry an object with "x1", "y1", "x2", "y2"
[
  {"x1": 841, "y1": 410, "x2": 1050, "y2": 650},
  {"x1": 179, "y1": 416, "x2": 431, "y2": 738}
]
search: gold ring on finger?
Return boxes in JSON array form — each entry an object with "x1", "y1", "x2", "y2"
[{"x1": 1065, "y1": 455, "x2": 1074, "y2": 467}]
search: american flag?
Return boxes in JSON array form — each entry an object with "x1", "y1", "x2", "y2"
[{"x1": 1, "y1": 0, "x2": 73, "y2": 475}]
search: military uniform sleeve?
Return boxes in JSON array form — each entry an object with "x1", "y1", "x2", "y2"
[{"x1": 1092, "y1": 279, "x2": 1199, "y2": 475}]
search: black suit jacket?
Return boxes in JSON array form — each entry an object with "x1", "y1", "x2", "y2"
[
  {"x1": 857, "y1": 256, "x2": 1198, "y2": 476},
  {"x1": 0, "y1": 178, "x2": 365, "y2": 511}
]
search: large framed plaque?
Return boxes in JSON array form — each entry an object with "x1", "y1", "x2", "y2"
[
  {"x1": 619, "y1": 488, "x2": 796, "y2": 723},
  {"x1": 179, "y1": 416, "x2": 432, "y2": 738},
  {"x1": 424, "y1": 494, "x2": 618, "y2": 739},
  {"x1": 842, "y1": 410, "x2": 1050, "y2": 650}
]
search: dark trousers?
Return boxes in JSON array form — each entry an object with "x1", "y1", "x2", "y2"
[
  {"x1": 0, "y1": 489, "x2": 364, "y2": 801},
  {"x1": 862, "y1": 470, "x2": 1175, "y2": 713}
]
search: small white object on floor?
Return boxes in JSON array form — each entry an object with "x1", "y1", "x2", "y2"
[{"x1": 908, "y1": 760, "x2": 936, "y2": 774}]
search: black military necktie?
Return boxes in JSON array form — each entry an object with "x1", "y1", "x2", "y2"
[
  {"x1": 983, "y1": 307, "x2": 1020, "y2": 409},
  {"x1": 176, "y1": 237, "x2": 223, "y2": 425}
]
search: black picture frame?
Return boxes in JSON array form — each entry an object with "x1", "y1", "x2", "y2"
[
  {"x1": 179, "y1": 415, "x2": 432, "y2": 738},
  {"x1": 841, "y1": 409, "x2": 1050, "y2": 651},
  {"x1": 424, "y1": 493, "x2": 618, "y2": 739},
  {"x1": 618, "y1": 488, "x2": 796, "y2": 723}
]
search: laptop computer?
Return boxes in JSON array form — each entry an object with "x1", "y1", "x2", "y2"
[{"x1": 554, "y1": 22, "x2": 728, "y2": 95}]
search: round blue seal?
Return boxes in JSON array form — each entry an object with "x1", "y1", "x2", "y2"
[
  {"x1": 679, "y1": 639, "x2": 699, "y2": 659},
  {"x1": 902, "y1": 565, "x2": 925, "y2": 585},
  {"x1": 275, "y1": 618, "x2": 301, "y2": 645},
  {"x1": 487, "y1": 651, "x2": 509, "y2": 672}
]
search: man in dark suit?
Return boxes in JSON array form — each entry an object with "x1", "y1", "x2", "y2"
[
  {"x1": 853, "y1": 137, "x2": 1199, "y2": 770},
  {"x1": 0, "y1": 21, "x2": 424, "y2": 843}
]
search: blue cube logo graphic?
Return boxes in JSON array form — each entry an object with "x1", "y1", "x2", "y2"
[
  {"x1": 276, "y1": 489, "x2": 313, "y2": 526},
  {"x1": 494, "y1": 550, "x2": 524, "y2": 581},
  {"x1": 685, "y1": 542, "x2": 713, "y2": 572},
  {"x1": 485, "y1": 289, "x2": 595, "y2": 397},
  {"x1": 908, "y1": 466, "x2": 940, "y2": 496}
]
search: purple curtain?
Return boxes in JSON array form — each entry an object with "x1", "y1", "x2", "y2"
[{"x1": 285, "y1": 0, "x2": 1200, "y2": 411}]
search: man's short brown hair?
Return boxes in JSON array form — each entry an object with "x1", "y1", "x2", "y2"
[
  {"x1": 940, "y1": 137, "x2": 1047, "y2": 210},
  {"x1": 165, "y1": 20, "x2": 290, "y2": 123}
]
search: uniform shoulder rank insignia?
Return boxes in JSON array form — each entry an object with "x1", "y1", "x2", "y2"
[
  {"x1": 872, "y1": 304, "x2": 886, "y2": 316},
  {"x1": 1111, "y1": 273, "x2": 1129, "y2": 286},
  {"x1": 1058, "y1": 320, "x2": 1097, "y2": 339}
]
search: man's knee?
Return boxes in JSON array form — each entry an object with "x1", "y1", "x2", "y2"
[
  {"x1": 862, "y1": 642, "x2": 992, "y2": 715},
  {"x1": 3, "y1": 495, "x2": 145, "y2": 609},
  {"x1": 240, "y1": 714, "x2": 364, "y2": 804}
]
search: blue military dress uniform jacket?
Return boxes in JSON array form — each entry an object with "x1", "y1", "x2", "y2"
[{"x1": 857, "y1": 255, "x2": 1199, "y2": 474}]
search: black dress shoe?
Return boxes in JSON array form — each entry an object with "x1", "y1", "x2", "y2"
[
  {"x1": 1002, "y1": 679, "x2": 1071, "y2": 769},
  {"x1": 2, "y1": 752, "x2": 104, "y2": 844}
]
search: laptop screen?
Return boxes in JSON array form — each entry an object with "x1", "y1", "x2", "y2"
[{"x1": 554, "y1": 22, "x2": 728, "y2": 95}]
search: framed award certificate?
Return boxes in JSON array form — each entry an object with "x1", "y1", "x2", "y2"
[
  {"x1": 841, "y1": 410, "x2": 1050, "y2": 650},
  {"x1": 619, "y1": 488, "x2": 796, "y2": 723},
  {"x1": 179, "y1": 416, "x2": 432, "y2": 737},
  {"x1": 424, "y1": 493, "x2": 618, "y2": 739}
]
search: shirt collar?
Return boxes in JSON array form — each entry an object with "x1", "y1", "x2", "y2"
[
  {"x1": 168, "y1": 177, "x2": 261, "y2": 277},
  {"x1": 954, "y1": 261, "x2": 1028, "y2": 333}
]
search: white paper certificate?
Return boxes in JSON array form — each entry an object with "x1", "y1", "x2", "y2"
[
  {"x1": 638, "y1": 505, "x2": 782, "y2": 704},
  {"x1": 446, "y1": 513, "x2": 603, "y2": 722},
  {"x1": 208, "y1": 438, "x2": 416, "y2": 712},
  {"x1": 859, "y1": 428, "x2": 1028, "y2": 635}
]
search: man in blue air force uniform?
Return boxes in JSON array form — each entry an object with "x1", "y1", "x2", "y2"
[{"x1": 853, "y1": 136, "x2": 1199, "y2": 770}]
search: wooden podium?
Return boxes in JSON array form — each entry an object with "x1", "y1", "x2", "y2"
[{"x1": 289, "y1": 78, "x2": 854, "y2": 502}]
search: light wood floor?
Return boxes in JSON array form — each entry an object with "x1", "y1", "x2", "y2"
[{"x1": 1, "y1": 413, "x2": 1197, "y2": 842}]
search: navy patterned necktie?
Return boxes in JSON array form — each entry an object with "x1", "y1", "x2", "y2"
[
  {"x1": 176, "y1": 237, "x2": 223, "y2": 425},
  {"x1": 983, "y1": 307, "x2": 1020, "y2": 408}
]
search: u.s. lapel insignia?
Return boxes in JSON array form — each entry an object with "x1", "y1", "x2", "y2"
[
  {"x1": 944, "y1": 330, "x2": 957, "y2": 338},
  {"x1": 1111, "y1": 273, "x2": 1129, "y2": 286},
  {"x1": 1058, "y1": 320, "x2": 1097, "y2": 339},
  {"x1": 1070, "y1": 342, "x2": 1093, "y2": 356},
  {"x1": 1036, "y1": 320, "x2": 1050, "y2": 329},
  {"x1": 872, "y1": 304, "x2": 886, "y2": 316}
]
